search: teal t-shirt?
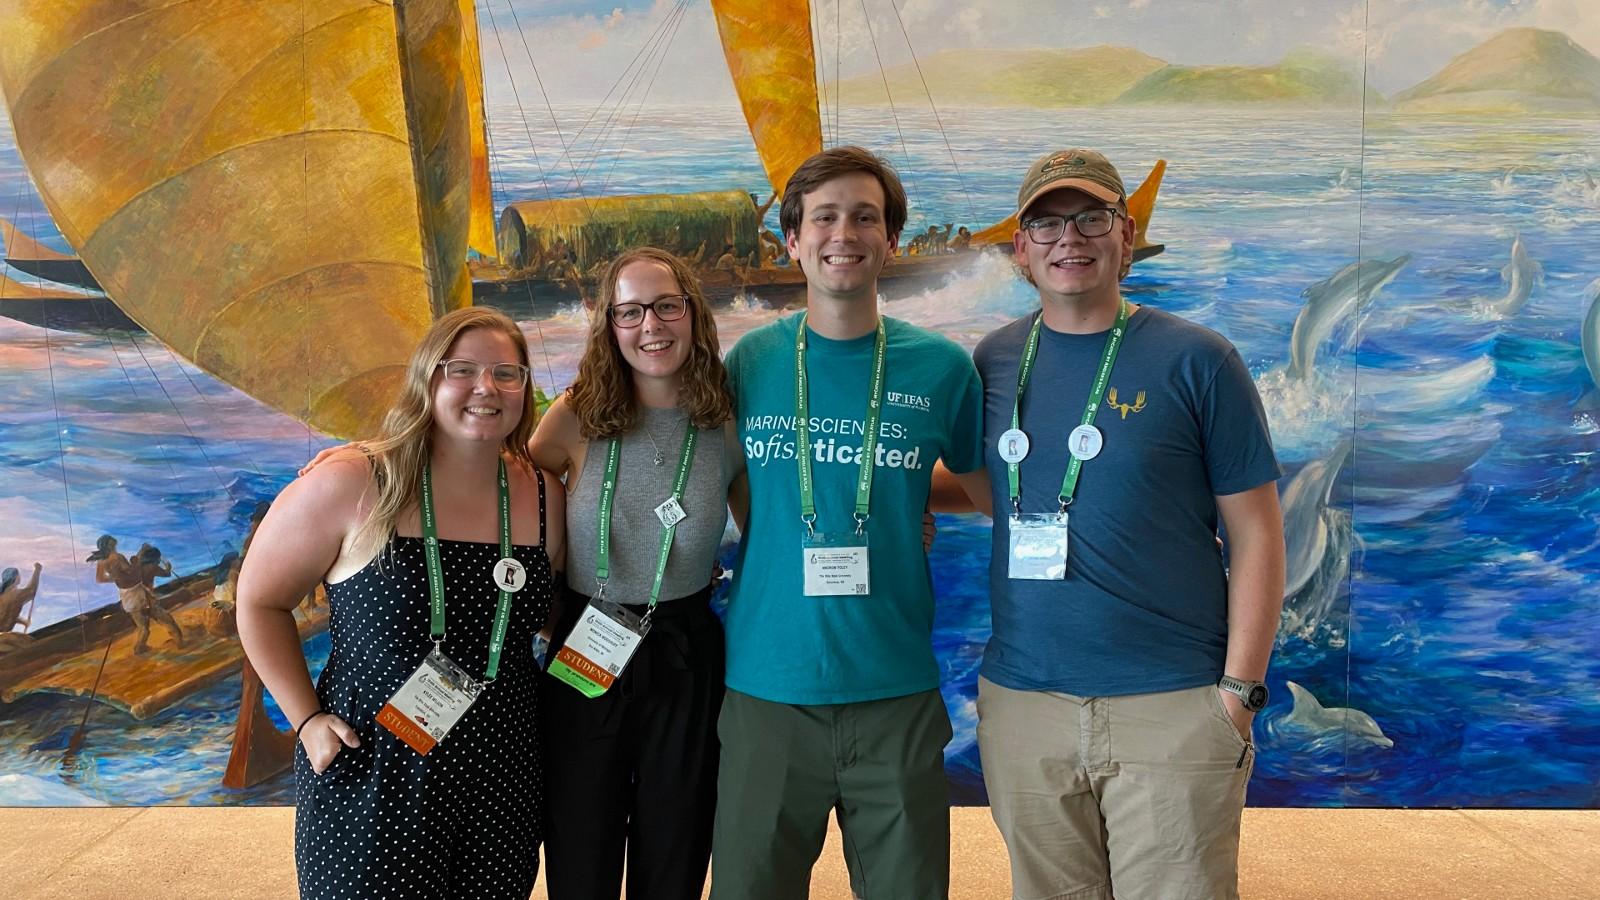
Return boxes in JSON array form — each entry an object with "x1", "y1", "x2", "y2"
[{"x1": 725, "y1": 314, "x2": 984, "y2": 705}]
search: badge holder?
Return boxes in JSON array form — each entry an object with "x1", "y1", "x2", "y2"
[
  {"x1": 801, "y1": 515, "x2": 871, "y2": 597},
  {"x1": 1008, "y1": 510, "x2": 1069, "y2": 580},
  {"x1": 377, "y1": 645, "x2": 485, "y2": 755},
  {"x1": 546, "y1": 586, "x2": 652, "y2": 698}
]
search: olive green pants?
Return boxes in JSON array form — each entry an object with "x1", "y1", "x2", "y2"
[{"x1": 709, "y1": 688, "x2": 953, "y2": 900}]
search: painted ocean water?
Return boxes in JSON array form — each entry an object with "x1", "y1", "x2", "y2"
[{"x1": 1, "y1": 104, "x2": 1597, "y2": 807}]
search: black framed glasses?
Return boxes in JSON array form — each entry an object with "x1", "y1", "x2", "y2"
[
  {"x1": 437, "y1": 359, "x2": 530, "y2": 391},
  {"x1": 608, "y1": 296, "x2": 689, "y2": 328},
  {"x1": 1021, "y1": 208, "x2": 1123, "y2": 244}
]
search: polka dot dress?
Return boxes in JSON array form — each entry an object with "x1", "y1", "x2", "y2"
[{"x1": 294, "y1": 472, "x2": 554, "y2": 899}]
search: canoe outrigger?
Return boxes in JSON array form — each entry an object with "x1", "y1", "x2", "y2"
[{"x1": 0, "y1": 567, "x2": 328, "y2": 722}]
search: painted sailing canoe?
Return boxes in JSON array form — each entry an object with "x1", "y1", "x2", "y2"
[{"x1": 0, "y1": 0, "x2": 495, "y2": 437}]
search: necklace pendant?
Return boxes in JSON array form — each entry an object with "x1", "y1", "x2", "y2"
[{"x1": 653, "y1": 452, "x2": 666, "y2": 467}]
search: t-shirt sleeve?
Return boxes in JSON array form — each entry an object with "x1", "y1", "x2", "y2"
[
  {"x1": 725, "y1": 337, "x2": 745, "y2": 398},
  {"x1": 1200, "y1": 348, "x2": 1282, "y2": 495},
  {"x1": 943, "y1": 353, "x2": 985, "y2": 474}
]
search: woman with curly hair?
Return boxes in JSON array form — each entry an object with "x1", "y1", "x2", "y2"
[
  {"x1": 239, "y1": 306, "x2": 565, "y2": 898},
  {"x1": 531, "y1": 245, "x2": 742, "y2": 900}
]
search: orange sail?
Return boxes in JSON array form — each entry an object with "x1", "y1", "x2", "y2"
[
  {"x1": 1127, "y1": 159, "x2": 1166, "y2": 256},
  {"x1": 0, "y1": 0, "x2": 484, "y2": 437},
  {"x1": 1, "y1": 216, "x2": 72, "y2": 262},
  {"x1": 710, "y1": 0, "x2": 824, "y2": 198}
]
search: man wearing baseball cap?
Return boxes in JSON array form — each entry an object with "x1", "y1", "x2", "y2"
[{"x1": 967, "y1": 149, "x2": 1285, "y2": 898}]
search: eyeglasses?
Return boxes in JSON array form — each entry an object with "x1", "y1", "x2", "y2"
[
  {"x1": 608, "y1": 296, "x2": 689, "y2": 328},
  {"x1": 1021, "y1": 208, "x2": 1123, "y2": 244},
  {"x1": 436, "y1": 359, "x2": 531, "y2": 391}
]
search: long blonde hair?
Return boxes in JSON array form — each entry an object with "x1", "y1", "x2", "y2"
[
  {"x1": 352, "y1": 307, "x2": 539, "y2": 551},
  {"x1": 566, "y1": 247, "x2": 733, "y2": 439}
]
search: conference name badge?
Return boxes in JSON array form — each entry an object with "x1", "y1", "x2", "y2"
[
  {"x1": 654, "y1": 496, "x2": 687, "y2": 528},
  {"x1": 377, "y1": 648, "x2": 483, "y2": 755},
  {"x1": 547, "y1": 598, "x2": 650, "y2": 699},
  {"x1": 1008, "y1": 512, "x2": 1069, "y2": 580},
  {"x1": 801, "y1": 532, "x2": 870, "y2": 596}
]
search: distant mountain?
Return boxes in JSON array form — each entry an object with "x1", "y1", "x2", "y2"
[
  {"x1": 1395, "y1": 28, "x2": 1600, "y2": 114},
  {"x1": 835, "y1": 46, "x2": 1166, "y2": 108},
  {"x1": 1114, "y1": 50, "x2": 1369, "y2": 106}
]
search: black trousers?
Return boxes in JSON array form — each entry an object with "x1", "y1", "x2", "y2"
[{"x1": 538, "y1": 583, "x2": 725, "y2": 900}]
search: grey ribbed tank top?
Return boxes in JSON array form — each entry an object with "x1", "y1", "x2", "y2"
[{"x1": 566, "y1": 407, "x2": 733, "y2": 601}]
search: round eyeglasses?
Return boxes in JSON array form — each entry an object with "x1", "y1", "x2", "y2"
[
  {"x1": 608, "y1": 296, "x2": 689, "y2": 328},
  {"x1": 437, "y1": 359, "x2": 530, "y2": 391},
  {"x1": 1021, "y1": 208, "x2": 1123, "y2": 244}
]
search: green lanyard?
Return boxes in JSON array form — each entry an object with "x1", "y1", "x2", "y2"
[
  {"x1": 594, "y1": 423, "x2": 698, "y2": 615},
  {"x1": 1007, "y1": 299, "x2": 1130, "y2": 515},
  {"x1": 419, "y1": 459, "x2": 515, "y2": 681},
  {"x1": 796, "y1": 315, "x2": 887, "y2": 536}
]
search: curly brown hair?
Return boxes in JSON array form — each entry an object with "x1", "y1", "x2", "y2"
[{"x1": 565, "y1": 247, "x2": 733, "y2": 439}]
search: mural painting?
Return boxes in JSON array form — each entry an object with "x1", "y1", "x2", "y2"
[{"x1": 0, "y1": 0, "x2": 1597, "y2": 809}]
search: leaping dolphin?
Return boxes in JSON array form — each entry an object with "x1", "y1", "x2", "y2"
[
  {"x1": 1284, "y1": 681, "x2": 1394, "y2": 749},
  {"x1": 1581, "y1": 279, "x2": 1600, "y2": 409},
  {"x1": 1288, "y1": 255, "x2": 1410, "y2": 380},
  {"x1": 1281, "y1": 439, "x2": 1353, "y2": 599},
  {"x1": 1481, "y1": 233, "x2": 1542, "y2": 318}
]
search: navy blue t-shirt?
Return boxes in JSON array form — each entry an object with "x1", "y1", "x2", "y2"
[{"x1": 973, "y1": 306, "x2": 1281, "y2": 696}]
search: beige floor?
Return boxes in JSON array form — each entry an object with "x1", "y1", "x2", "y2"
[{"x1": 3, "y1": 807, "x2": 1596, "y2": 899}]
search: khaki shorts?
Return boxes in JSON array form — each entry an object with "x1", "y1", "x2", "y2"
[{"x1": 976, "y1": 677, "x2": 1253, "y2": 900}]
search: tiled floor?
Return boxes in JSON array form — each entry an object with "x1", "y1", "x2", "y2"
[{"x1": 4, "y1": 807, "x2": 1596, "y2": 898}]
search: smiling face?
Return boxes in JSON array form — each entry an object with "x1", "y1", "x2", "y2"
[
  {"x1": 610, "y1": 258, "x2": 693, "y2": 388},
  {"x1": 785, "y1": 172, "x2": 898, "y2": 304},
  {"x1": 1013, "y1": 187, "x2": 1135, "y2": 308},
  {"x1": 429, "y1": 326, "x2": 525, "y2": 445}
]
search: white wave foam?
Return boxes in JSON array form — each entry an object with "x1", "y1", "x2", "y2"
[
  {"x1": 944, "y1": 691, "x2": 979, "y2": 755},
  {"x1": 881, "y1": 251, "x2": 1034, "y2": 342},
  {"x1": 0, "y1": 773, "x2": 106, "y2": 806},
  {"x1": 1255, "y1": 367, "x2": 1356, "y2": 458}
]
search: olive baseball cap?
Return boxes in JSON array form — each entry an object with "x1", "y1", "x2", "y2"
[{"x1": 1016, "y1": 149, "x2": 1126, "y2": 218}]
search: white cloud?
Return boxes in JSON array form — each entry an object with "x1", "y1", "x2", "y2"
[
  {"x1": 480, "y1": 1, "x2": 737, "y2": 104},
  {"x1": 479, "y1": 0, "x2": 1600, "y2": 105}
]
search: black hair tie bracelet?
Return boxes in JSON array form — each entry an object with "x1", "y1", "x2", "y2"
[{"x1": 294, "y1": 708, "x2": 329, "y2": 737}]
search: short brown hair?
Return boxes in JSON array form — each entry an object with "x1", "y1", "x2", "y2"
[
  {"x1": 779, "y1": 146, "x2": 908, "y2": 243},
  {"x1": 566, "y1": 247, "x2": 733, "y2": 439}
]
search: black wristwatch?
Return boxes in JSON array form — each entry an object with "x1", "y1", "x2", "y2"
[{"x1": 1218, "y1": 676, "x2": 1269, "y2": 712}]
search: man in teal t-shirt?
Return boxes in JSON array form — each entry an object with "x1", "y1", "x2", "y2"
[{"x1": 711, "y1": 147, "x2": 985, "y2": 900}]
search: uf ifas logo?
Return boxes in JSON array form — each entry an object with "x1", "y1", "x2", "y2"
[{"x1": 1105, "y1": 387, "x2": 1146, "y2": 419}]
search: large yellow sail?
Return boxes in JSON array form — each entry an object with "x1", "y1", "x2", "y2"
[
  {"x1": 0, "y1": 0, "x2": 482, "y2": 437},
  {"x1": 459, "y1": 0, "x2": 497, "y2": 259},
  {"x1": 710, "y1": 0, "x2": 824, "y2": 199}
]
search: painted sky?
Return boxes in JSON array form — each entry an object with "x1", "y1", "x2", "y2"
[{"x1": 477, "y1": 0, "x2": 1600, "y2": 104}]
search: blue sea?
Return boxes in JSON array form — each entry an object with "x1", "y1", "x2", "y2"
[{"x1": 1, "y1": 104, "x2": 1598, "y2": 807}]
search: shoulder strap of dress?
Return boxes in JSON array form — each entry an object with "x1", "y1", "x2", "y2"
[{"x1": 534, "y1": 467, "x2": 547, "y2": 549}]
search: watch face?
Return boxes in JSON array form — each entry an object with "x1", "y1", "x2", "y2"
[{"x1": 1246, "y1": 685, "x2": 1269, "y2": 711}]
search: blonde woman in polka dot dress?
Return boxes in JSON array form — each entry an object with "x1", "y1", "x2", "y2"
[{"x1": 239, "y1": 307, "x2": 566, "y2": 898}]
